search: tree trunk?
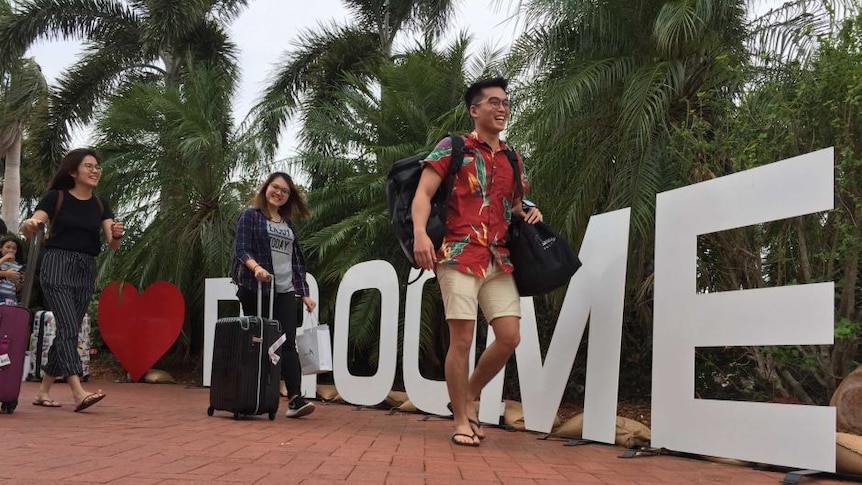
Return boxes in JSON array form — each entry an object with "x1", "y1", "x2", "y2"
[
  {"x1": 158, "y1": 53, "x2": 184, "y2": 215},
  {"x1": 795, "y1": 217, "x2": 812, "y2": 284},
  {"x1": 1, "y1": 127, "x2": 22, "y2": 231}
]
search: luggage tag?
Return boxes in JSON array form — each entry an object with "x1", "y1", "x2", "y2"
[
  {"x1": 0, "y1": 337, "x2": 9, "y2": 367},
  {"x1": 268, "y1": 334, "x2": 286, "y2": 365}
]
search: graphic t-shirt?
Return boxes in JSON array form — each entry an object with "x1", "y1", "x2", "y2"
[{"x1": 267, "y1": 220, "x2": 295, "y2": 293}]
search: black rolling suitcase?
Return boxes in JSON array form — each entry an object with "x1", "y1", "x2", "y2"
[{"x1": 207, "y1": 280, "x2": 283, "y2": 420}]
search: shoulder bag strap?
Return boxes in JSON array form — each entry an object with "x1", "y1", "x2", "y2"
[{"x1": 504, "y1": 148, "x2": 524, "y2": 199}]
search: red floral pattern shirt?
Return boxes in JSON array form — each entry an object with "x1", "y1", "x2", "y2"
[{"x1": 423, "y1": 132, "x2": 528, "y2": 277}]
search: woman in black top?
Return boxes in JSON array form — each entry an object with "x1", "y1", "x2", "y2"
[{"x1": 21, "y1": 148, "x2": 124, "y2": 412}]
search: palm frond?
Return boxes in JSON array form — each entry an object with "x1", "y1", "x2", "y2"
[
  {"x1": 0, "y1": 57, "x2": 47, "y2": 132},
  {"x1": 747, "y1": 0, "x2": 859, "y2": 69},
  {"x1": 29, "y1": 37, "x2": 149, "y2": 173},
  {"x1": 246, "y1": 23, "x2": 382, "y2": 159},
  {"x1": 0, "y1": 0, "x2": 138, "y2": 71}
]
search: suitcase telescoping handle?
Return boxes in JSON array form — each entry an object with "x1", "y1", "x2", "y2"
[
  {"x1": 257, "y1": 277, "x2": 275, "y2": 319},
  {"x1": 241, "y1": 278, "x2": 275, "y2": 331},
  {"x1": 20, "y1": 221, "x2": 46, "y2": 308}
]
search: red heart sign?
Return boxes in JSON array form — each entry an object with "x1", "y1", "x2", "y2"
[{"x1": 97, "y1": 281, "x2": 185, "y2": 381}]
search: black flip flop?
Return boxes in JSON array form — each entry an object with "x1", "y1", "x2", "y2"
[
  {"x1": 446, "y1": 402, "x2": 486, "y2": 440},
  {"x1": 450, "y1": 433, "x2": 479, "y2": 447}
]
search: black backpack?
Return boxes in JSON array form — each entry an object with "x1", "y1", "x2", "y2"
[{"x1": 386, "y1": 135, "x2": 465, "y2": 270}]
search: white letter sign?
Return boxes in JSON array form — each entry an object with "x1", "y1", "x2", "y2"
[
  {"x1": 515, "y1": 208, "x2": 631, "y2": 439},
  {"x1": 652, "y1": 148, "x2": 836, "y2": 471},
  {"x1": 332, "y1": 260, "x2": 399, "y2": 406},
  {"x1": 200, "y1": 148, "x2": 838, "y2": 473}
]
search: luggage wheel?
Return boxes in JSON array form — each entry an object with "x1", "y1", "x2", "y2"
[
  {"x1": 206, "y1": 406, "x2": 214, "y2": 416},
  {"x1": 268, "y1": 412, "x2": 275, "y2": 420}
]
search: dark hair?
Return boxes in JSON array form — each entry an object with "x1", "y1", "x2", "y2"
[
  {"x1": 0, "y1": 234, "x2": 22, "y2": 264},
  {"x1": 252, "y1": 172, "x2": 310, "y2": 221},
  {"x1": 464, "y1": 77, "x2": 509, "y2": 108},
  {"x1": 0, "y1": 234, "x2": 20, "y2": 250},
  {"x1": 48, "y1": 148, "x2": 101, "y2": 191}
]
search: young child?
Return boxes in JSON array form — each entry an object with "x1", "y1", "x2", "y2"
[{"x1": 0, "y1": 235, "x2": 24, "y2": 304}]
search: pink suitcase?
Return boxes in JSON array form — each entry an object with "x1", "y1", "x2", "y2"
[
  {"x1": 0, "y1": 305, "x2": 32, "y2": 413},
  {"x1": 0, "y1": 222, "x2": 42, "y2": 413}
]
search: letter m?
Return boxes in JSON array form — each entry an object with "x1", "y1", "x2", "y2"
[{"x1": 480, "y1": 208, "x2": 630, "y2": 444}]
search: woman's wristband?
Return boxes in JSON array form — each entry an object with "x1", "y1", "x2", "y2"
[{"x1": 250, "y1": 264, "x2": 260, "y2": 272}]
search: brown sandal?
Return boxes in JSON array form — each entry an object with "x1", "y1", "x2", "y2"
[{"x1": 74, "y1": 393, "x2": 106, "y2": 412}]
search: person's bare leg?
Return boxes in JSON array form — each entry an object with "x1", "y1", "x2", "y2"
[
  {"x1": 66, "y1": 375, "x2": 104, "y2": 408},
  {"x1": 446, "y1": 318, "x2": 480, "y2": 446},
  {"x1": 465, "y1": 316, "x2": 520, "y2": 437},
  {"x1": 35, "y1": 373, "x2": 57, "y2": 403}
]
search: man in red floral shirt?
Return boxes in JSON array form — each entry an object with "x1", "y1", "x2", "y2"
[{"x1": 412, "y1": 77, "x2": 543, "y2": 447}]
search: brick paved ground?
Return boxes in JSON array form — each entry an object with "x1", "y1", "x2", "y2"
[{"x1": 0, "y1": 380, "x2": 853, "y2": 484}]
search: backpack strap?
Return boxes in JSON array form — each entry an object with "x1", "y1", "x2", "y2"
[
  {"x1": 94, "y1": 195, "x2": 104, "y2": 217},
  {"x1": 49, "y1": 190, "x2": 64, "y2": 239},
  {"x1": 53, "y1": 190, "x2": 64, "y2": 220},
  {"x1": 442, "y1": 134, "x2": 465, "y2": 204},
  {"x1": 407, "y1": 134, "x2": 465, "y2": 285}
]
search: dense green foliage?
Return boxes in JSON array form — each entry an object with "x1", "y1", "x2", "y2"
[{"x1": 0, "y1": 0, "x2": 859, "y2": 403}]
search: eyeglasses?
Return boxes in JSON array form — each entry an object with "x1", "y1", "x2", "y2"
[
  {"x1": 81, "y1": 163, "x2": 102, "y2": 172},
  {"x1": 473, "y1": 97, "x2": 510, "y2": 109},
  {"x1": 269, "y1": 184, "x2": 290, "y2": 196}
]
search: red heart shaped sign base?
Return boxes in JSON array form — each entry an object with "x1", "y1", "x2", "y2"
[{"x1": 98, "y1": 281, "x2": 185, "y2": 381}]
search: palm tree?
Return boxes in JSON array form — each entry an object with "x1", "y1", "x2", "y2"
[
  {"x1": 293, "y1": 36, "x2": 502, "y2": 375},
  {"x1": 0, "y1": 54, "x2": 46, "y2": 231},
  {"x1": 693, "y1": 10, "x2": 862, "y2": 404},
  {"x1": 0, "y1": 0, "x2": 246, "y2": 178},
  {"x1": 0, "y1": 0, "x2": 47, "y2": 231},
  {"x1": 93, "y1": 59, "x2": 264, "y2": 358},
  {"x1": 500, "y1": 0, "x2": 854, "y2": 396},
  {"x1": 249, "y1": 0, "x2": 459, "y2": 168},
  {"x1": 498, "y1": 1, "x2": 752, "y2": 391},
  {"x1": 507, "y1": 0, "x2": 754, "y2": 238}
]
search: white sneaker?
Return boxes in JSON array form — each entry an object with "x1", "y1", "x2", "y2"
[{"x1": 285, "y1": 395, "x2": 315, "y2": 418}]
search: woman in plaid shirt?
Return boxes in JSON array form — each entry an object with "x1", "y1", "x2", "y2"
[{"x1": 232, "y1": 172, "x2": 317, "y2": 418}]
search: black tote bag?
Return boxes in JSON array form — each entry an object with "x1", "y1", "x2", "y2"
[{"x1": 507, "y1": 216, "x2": 581, "y2": 296}]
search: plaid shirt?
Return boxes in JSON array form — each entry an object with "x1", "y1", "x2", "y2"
[{"x1": 232, "y1": 207, "x2": 310, "y2": 296}]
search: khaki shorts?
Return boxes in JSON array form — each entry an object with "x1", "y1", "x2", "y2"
[{"x1": 435, "y1": 263, "x2": 521, "y2": 322}]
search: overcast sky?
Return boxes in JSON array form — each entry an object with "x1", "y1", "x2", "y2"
[
  {"x1": 21, "y1": 0, "x2": 791, "y2": 164},
  {"x1": 24, "y1": 0, "x2": 522, "y2": 160}
]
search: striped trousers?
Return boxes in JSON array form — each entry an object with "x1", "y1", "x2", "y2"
[{"x1": 40, "y1": 248, "x2": 95, "y2": 378}]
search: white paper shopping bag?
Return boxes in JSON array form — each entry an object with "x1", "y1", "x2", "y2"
[{"x1": 296, "y1": 324, "x2": 333, "y2": 375}]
